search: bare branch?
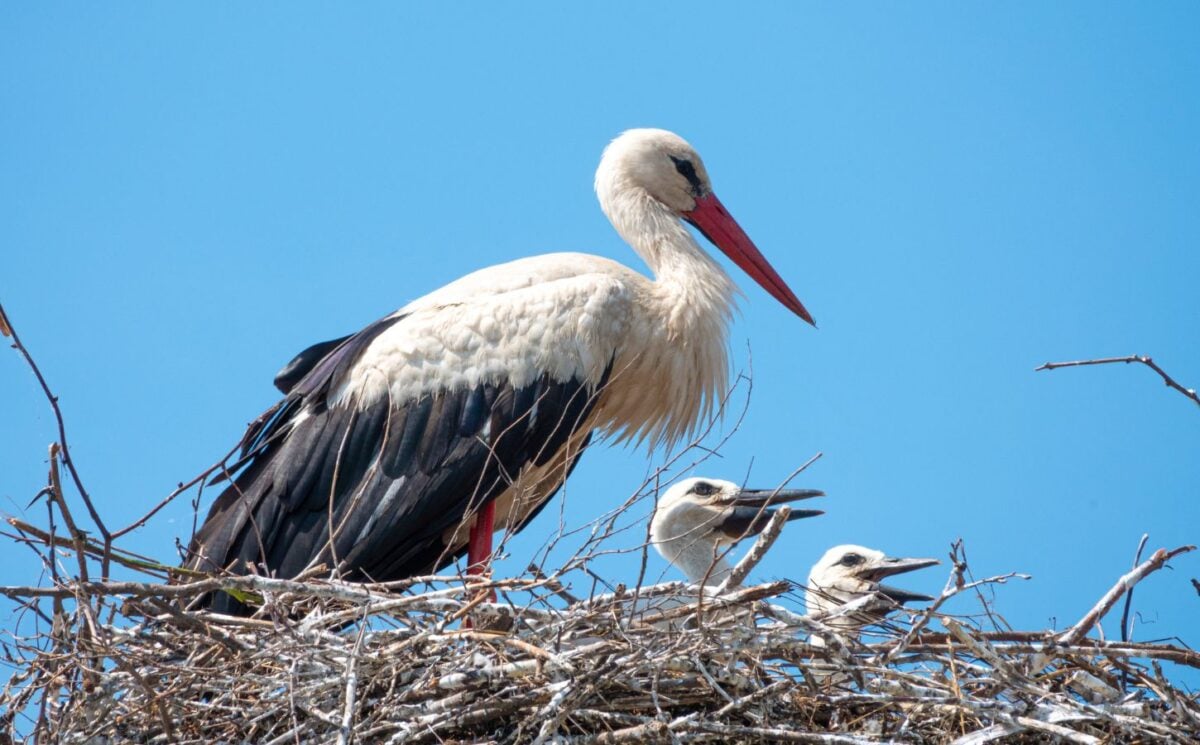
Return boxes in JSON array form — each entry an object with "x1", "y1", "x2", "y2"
[
  {"x1": 715, "y1": 506, "x2": 790, "y2": 593},
  {"x1": 1, "y1": 302, "x2": 113, "y2": 576},
  {"x1": 1057, "y1": 544, "x2": 1196, "y2": 646},
  {"x1": 1118, "y1": 533, "x2": 1150, "y2": 691},
  {"x1": 5, "y1": 517, "x2": 174, "y2": 577},
  {"x1": 1120, "y1": 533, "x2": 1150, "y2": 646},
  {"x1": 1035, "y1": 354, "x2": 1200, "y2": 409},
  {"x1": 111, "y1": 438, "x2": 244, "y2": 541}
]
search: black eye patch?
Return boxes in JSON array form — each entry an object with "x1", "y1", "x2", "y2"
[
  {"x1": 669, "y1": 155, "x2": 704, "y2": 196},
  {"x1": 690, "y1": 481, "x2": 716, "y2": 497},
  {"x1": 840, "y1": 553, "x2": 864, "y2": 567}
]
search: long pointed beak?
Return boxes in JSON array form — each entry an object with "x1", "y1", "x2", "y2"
[
  {"x1": 720, "y1": 487, "x2": 825, "y2": 508},
  {"x1": 717, "y1": 487, "x2": 825, "y2": 539},
  {"x1": 684, "y1": 193, "x2": 816, "y2": 326},
  {"x1": 865, "y1": 556, "x2": 940, "y2": 604}
]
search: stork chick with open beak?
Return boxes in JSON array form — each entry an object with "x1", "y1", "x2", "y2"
[
  {"x1": 806, "y1": 544, "x2": 939, "y2": 633},
  {"x1": 650, "y1": 477, "x2": 824, "y2": 588}
]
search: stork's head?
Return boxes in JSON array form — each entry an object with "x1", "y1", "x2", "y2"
[
  {"x1": 595, "y1": 128, "x2": 815, "y2": 325},
  {"x1": 651, "y1": 477, "x2": 824, "y2": 585},
  {"x1": 597, "y1": 129, "x2": 713, "y2": 214},
  {"x1": 806, "y1": 544, "x2": 939, "y2": 619}
]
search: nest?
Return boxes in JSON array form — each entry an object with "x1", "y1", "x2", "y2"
[
  {"x1": 3, "y1": 516, "x2": 1198, "y2": 744},
  {"x1": 2, "y1": 307, "x2": 1197, "y2": 743}
]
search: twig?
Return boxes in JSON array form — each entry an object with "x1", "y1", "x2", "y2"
[
  {"x1": 4, "y1": 518, "x2": 171, "y2": 577},
  {"x1": 111, "y1": 439, "x2": 244, "y2": 540},
  {"x1": 1057, "y1": 544, "x2": 1196, "y2": 646},
  {"x1": 875, "y1": 548, "x2": 1028, "y2": 666},
  {"x1": 715, "y1": 506, "x2": 791, "y2": 593},
  {"x1": 1035, "y1": 354, "x2": 1200, "y2": 409},
  {"x1": 527, "y1": 563, "x2": 580, "y2": 605},
  {"x1": 2, "y1": 302, "x2": 113, "y2": 576},
  {"x1": 715, "y1": 451, "x2": 823, "y2": 591},
  {"x1": 1120, "y1": 534, "x2": 1150, "y2": 646},
  {"x1": 1118, "y1": 533, "x2": 1150, "y2": 691},
  {"x1": 45, "y1": 445, "x2": 89, "y2": 584},
  {"x1": 336, "y1": 624, "x2": 367, "y2": 745}
]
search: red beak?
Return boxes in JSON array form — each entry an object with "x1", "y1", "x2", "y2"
[{"x1": 685, "y1": 193, "x2": 815, "y2": 326}]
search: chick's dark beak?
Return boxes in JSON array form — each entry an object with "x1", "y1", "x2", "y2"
[
  {"x1": 716, "y1": 487, "x2": 825, "y2": 540},
  {"x1": 866, "y1": 556, "x2": 940, "y2": 604}
]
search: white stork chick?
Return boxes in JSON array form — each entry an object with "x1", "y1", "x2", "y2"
[
  {"x1": 651, "y1": 477, "x2": 824, "y2": 587},
  {"x1": 805, "y1": 545, "x2": 938, "y2": 639},
  {"x1": 186, "y1": 129, "x2": 814, "y2": 614}
]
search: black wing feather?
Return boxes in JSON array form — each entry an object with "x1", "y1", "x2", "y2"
[
  {"x1": 187, "y1": 316, "x2": 611, "y2": 615},
  {"x1": 274, "y1": 334, "x2": 353, "y2": 394}
]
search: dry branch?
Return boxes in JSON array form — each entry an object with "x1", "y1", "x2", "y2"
[
  {"x1": 716, "y1": 505, "x2": 791, "y2": 593},
  {"x1": 1036, "y1": 354, "x2": 1200, "y2": 409},
  {"x1": 1, "y1": 302, "x2": 113, "y2": 575},
  {"x1": 1057, "y1": 544, "x2": 1195, "y2": 646}
]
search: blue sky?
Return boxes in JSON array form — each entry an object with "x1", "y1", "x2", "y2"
[{"x1": 3, "y1": 3, "x2": 1198, "y2": 683}]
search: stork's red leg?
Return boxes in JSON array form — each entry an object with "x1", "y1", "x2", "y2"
[
  {"x1": 466, "y1": 501, "x2": 498, "y2": 609},
  {"x1": 467, "y1": 500, "x2": 496, "y2": 577}
]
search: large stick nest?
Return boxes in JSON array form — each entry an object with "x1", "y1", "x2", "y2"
[{"x1": 2, "y1": 533, "x2": 1198, "y2": 744}]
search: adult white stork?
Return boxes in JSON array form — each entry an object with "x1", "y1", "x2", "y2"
[
  {"x1": 186, "y1": 129, "x2": 815, "y2": 613},
  {"x1": 650, "y1": 477, "x2": 824, "y2": 586}
]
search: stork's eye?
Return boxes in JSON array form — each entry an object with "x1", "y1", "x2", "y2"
[
  {"x1": 690, "y1": 481, "x2": 716, "y2": 497},
  {"x1": 840, "y1": 553, "x2": 863, "y2": 567},
  {"x1": 668, "y1": 155, "x2": 703, "y2": 195}
]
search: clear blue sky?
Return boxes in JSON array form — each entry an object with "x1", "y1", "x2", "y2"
[{"x1": 3, "y1": 3, "x2": 1198, "y2": 682}]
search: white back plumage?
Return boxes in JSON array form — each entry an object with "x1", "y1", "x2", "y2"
[{"x1": 339, "y1": 129, "x2": 740, "y2": 448}]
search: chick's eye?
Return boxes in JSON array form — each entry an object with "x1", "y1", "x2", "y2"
[
  {"x1": 840, "y1": 553, "x2": 863, "y2": 567},
  {"x1": 690, "y1": 481, "x2": 715, "y2": 497}
]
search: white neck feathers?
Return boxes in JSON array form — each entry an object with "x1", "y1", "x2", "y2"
[{"x1": 593, "y1": 169, "x2": 736, "y2": 448}]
